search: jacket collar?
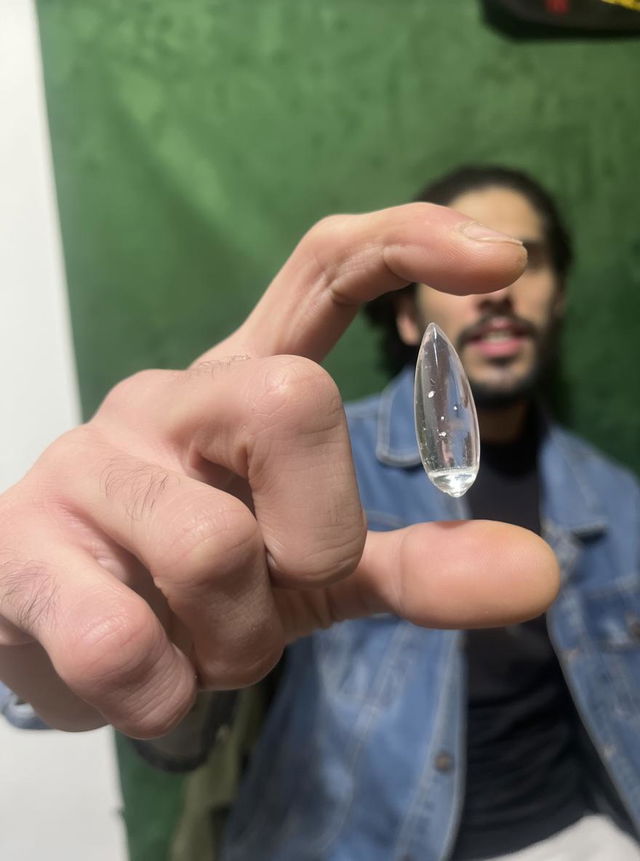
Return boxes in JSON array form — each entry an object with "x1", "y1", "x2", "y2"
[{"x1": 375, "y1": 366, "x2": 607, "y2": 537}]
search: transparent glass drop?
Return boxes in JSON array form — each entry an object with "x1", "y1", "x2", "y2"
[{"x1": 414, "y1": 322, "x2": 479, "y2": 497}]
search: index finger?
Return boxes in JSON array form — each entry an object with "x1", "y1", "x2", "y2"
[{"x1": 203, "y1": 202, "x2": 525, "y2": 364}]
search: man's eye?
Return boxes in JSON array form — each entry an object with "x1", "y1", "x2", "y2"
[{"x1": 524, "y1": 245, "x2": 548, "y2": 271}]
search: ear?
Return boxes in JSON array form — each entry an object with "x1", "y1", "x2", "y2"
[{"x1": 395, "y1": 291, "x2": 423, "y2": 346}]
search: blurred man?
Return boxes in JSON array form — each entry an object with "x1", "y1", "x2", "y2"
[
  {"x1": 138, "y1": 167, "x2": 640, "y2": 861},
  {"x1": 358, "y1": 166, "x2": 640, "y2": 860}
]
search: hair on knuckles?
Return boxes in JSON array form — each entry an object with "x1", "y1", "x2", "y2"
[{"x1": 0, "y1": 558, "x2": 59, "y2": 634}]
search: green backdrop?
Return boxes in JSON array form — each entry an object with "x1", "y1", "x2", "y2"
[{"x1": 36, "y1": 2, "x2": 640, "y2": 858}]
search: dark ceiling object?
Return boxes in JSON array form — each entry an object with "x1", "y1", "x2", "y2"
[{"x1": 481, "y1": 0, "x2": 640, "y2": 38}]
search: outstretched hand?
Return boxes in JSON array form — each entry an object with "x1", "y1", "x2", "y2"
[{"x1": 0, "y1": 204, "x2": 559, "y2": 737}]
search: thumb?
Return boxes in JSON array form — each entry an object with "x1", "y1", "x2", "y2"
[{"x1": 276, "y1": 521, "x2": 560, "y2": 642}]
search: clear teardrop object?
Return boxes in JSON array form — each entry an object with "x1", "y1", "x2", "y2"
[{"x1": 414, "y1": 322, "x2": 479, "y2": 497}]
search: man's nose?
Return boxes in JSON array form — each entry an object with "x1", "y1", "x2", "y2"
[{"x1": 476, "y1": 284, "x2": 514, "y2": 313}]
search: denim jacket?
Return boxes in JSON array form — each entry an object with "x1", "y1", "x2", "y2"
[
  {"x1": 219, "y1": 368, "x2": 640, "y2": 861},
  {"x1": 0, "y1": 681, "x2": 49, "y2": 730}
]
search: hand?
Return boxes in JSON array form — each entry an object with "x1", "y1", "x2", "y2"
[{"x1": 0, "y1": 204, "x2": 559, "y2": 737}]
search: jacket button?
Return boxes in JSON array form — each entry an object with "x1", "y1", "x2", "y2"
[
  {"x1": 435, "y1": 751, "x2": 454, "y2": 772},
  {"x1": 628, "y1": 618, "x2": 640, "y2": 640}
]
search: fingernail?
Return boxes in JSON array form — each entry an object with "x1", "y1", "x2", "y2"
[{"x1": 460, "y1": 221, "x2": 524, "y2": 246}]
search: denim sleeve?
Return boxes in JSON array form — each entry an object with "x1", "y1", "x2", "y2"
[{"x1": 0, "y1": 682, "x2": 50, "y2": 730}]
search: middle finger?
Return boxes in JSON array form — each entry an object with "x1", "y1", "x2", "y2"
[{"x1": 161, "y1": 354, "x2": 367, "y2": 588}]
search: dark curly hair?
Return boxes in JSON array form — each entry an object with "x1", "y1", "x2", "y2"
[{"x1": 363, "y1": 165, "x2": 573, "y2": 378}]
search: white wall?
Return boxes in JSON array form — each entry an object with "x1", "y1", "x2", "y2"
[
  {"x1": 0, "y1": 0, "x2": 80, "y2": 489},
  {"x1": 0, "y1": 1, "x2": 127, "y2": 857},
  {"x1": 0, "y1": 723, "x2": 127, "y2": 861}
]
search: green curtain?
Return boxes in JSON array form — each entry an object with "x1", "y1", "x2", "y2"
[{"x1": 36, "y1": 2, "x2": 640, "y2": 858}]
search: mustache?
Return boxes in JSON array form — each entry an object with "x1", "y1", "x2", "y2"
[{"x1": 457, "y1": 314, "x2": 537, "y2": 350}]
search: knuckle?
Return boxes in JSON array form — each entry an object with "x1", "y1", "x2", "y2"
[
  {"x1": 307, "y1": 213, "x2": 350, "y2": 245},
  {"x1": 99, "y1": 458, "x2": 175, "y2": 522},
  {"x1": 278, "y1": 524, "x2": 366, "y2": 586},
  {"x1": 198, "y1": 640, "x2": 283, "y2": 691},
  {"x1": 62, "y1": 602, "x2": 162, "y2": 696},
  {"x1": 300, "y1": 215, "x2": 353, "y2": 296},
  {"x1": 252, "y1": 356, "x2": 343, "y2": 432},
  {"x1": 408, "y1": 200, "x2": 438, "y2": 219},
  {"x1": 188, "y1": 354, "x2": 251, "y2": 379},
  {"x1": 97, "y1": 369, "x2": 174, "y2": 419},
  {"x1": 156, "y1": 499, "x2": 261, "y2": 590},
  {"x1": 0, "y1": 557, "x2": 58, "y2": 635},
  {"x1": 33, "y1": 425, "x2": 93, "y2": 480}
]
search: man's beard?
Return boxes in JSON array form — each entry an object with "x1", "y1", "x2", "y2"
[{"x1": 468, "y1": 363, "x2": 543, "y2": 409}]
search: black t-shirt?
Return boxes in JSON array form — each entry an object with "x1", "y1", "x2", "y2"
[{"x1": 451, "y1": 411, "x2": 589, "y2": 860}]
